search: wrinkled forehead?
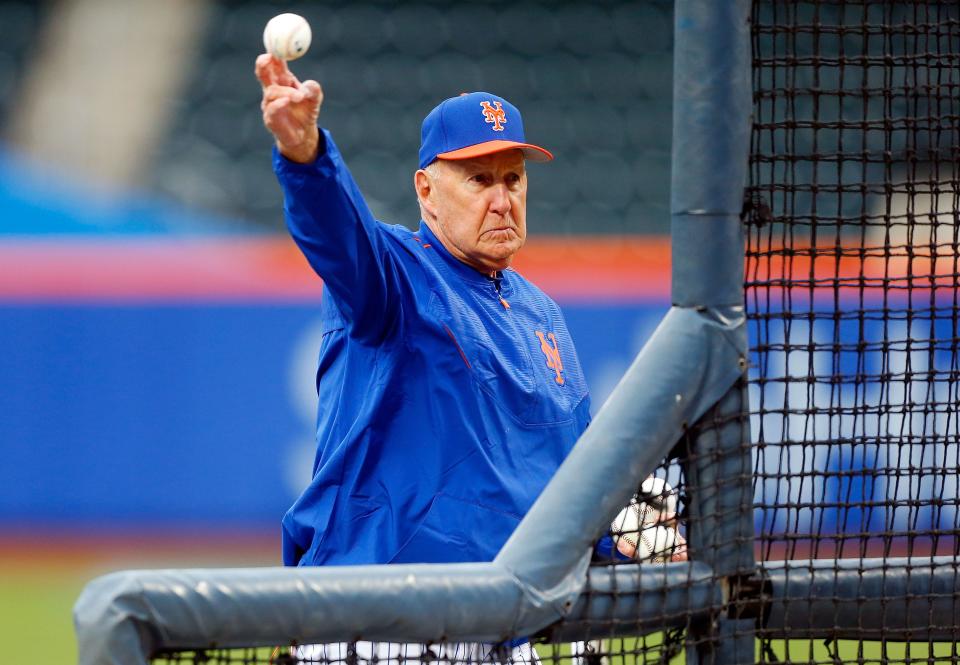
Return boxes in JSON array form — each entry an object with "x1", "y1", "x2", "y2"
[{"x1": 440, "y1": 149, "x2": 526, "y2": 174}]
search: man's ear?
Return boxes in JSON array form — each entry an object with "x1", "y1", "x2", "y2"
[{"x1": 415, "y1": 169, "x2": 436, "y2": 217}]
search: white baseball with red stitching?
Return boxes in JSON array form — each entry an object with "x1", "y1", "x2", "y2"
[
  {"x1": 610, "y1": 476, "x2": 687, "y2": 562},
  {"x1": 611, "y1": 503, "x2": 687, "y2": 562},
  {"x1": 639, "y1": 476, "x2": 678, "y2": 522},
  {"x1": 263, "y1": 13, "x2": 312, "y2": 61},
  {"x1": 634, "y1": 523, "x2": 684, "y2": 563}
]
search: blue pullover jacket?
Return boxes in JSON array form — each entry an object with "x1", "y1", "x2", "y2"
[{"x1": 275, "y1": 130, "x2": 592, "y2": 567}]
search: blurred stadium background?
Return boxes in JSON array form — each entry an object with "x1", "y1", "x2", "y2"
[{"x1": 0, "y1": 0, "x2": 674, "y2": 660}]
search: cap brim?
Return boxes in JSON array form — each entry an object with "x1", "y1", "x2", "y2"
[{"x1": 436, "y1": 140, "x2": 553, "y2": 163}]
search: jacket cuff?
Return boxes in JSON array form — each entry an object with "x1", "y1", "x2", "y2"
[{"x1": 272, "y1": 128, "x2": 337, "y2": 189}]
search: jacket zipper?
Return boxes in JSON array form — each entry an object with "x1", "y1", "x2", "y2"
[{"x1": 491, "y1": 273, "x2": 510, "y2": 309}]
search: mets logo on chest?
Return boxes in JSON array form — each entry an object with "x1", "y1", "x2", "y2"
[
  {"x1": 480, "y1": 101, "x2": 507, "y2": 131},
  {"x1": 535, "y1": 331, "x2": 565, "y2": 385}
]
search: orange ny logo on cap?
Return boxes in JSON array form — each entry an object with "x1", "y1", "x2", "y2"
[
  {"x1": 535, "y1": 331, "x2": 565, "y2": 385},
  {"x1": 480, "y1": 101, "x2": 507, "y2": 131}
]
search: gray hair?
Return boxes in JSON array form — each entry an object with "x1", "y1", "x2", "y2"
[{"x1": 423, "y1": 161, "x2": 441, "y2": 179}]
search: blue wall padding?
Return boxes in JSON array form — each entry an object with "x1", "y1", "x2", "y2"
[{"x1": 0, "y1": 301, "x2": 668, "y2": 528}]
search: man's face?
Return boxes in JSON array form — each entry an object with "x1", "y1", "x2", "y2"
[{"x1": 416, "y1": 150, "x2": 527, "y2": 275}]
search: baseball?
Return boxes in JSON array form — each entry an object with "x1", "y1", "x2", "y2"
[
  {"x1": 634, "y1": 524, "x2": 685, "y2": 563},
  {"x1": 610, "y1": 475, "x2": 687, "y2": 563},
  {"x1": 263, "y1": 13, "x2": 312, "y2": 61},
  {"x1": 611, "y1": 499, "x2": 687, "y2": 562},
  {"x1": 639, "y1": 476, "x2": 678, "y2": 523}
]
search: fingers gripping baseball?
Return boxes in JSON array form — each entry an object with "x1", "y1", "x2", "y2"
[{"x1": 255, "y1": 54, "x2": 323, "y2": 163}]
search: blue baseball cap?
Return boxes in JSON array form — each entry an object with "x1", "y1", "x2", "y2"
[{"x1": 418, "y1": 91, "x2": 554, "y2": 169}]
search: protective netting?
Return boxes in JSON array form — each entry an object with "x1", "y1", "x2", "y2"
[
  {"x1": 747, "y1": 0, "x2": 960, "y2": 561},
  {"x1": 150, "y1": 634, "x2": 686, "y2": 665},
  {"x1": 549, "y1": 460, "x2": 693, "y2": 665},
  {"x1": 746, "y1": 0, "x2": 960, "y2": 658},
  {"x1": 152, "y1": 644, "x2": 541, "y2": 665}
]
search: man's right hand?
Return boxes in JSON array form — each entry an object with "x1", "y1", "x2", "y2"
[{"x1": 255, "y1": 53, "x2": 323, "y2": 164}]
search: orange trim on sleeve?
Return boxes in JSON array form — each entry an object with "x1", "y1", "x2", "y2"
[{"x1": 443, "y1": 325, "x2": 472, "y2": 370}]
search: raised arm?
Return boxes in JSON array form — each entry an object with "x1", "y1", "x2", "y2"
[
  {"x1": 256, "y1": 54, "x2": 321, "y2": 163},
  {"x1": 256, "y1": 54, "x2": 395, "y2": 338}
]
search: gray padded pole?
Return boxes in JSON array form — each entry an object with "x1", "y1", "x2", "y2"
[
  {"x1": 764, "y1": 557, "x2": 960, "y2": 640},
  {"x1": 75, "y1": 561, "x2": 724, "y2": 665},
  {"x1": 683, "y1": 384, "x2": 756, "y2": 665},
  {"x1": 683, "y1": 384, "x2": 755, "y2": 578},
  {"x1": 671, "y1": 0, "x2": 752, "y2": 307},
  {"x1": 75, "y1": 563, "x2": 522, "y2": 665},
  {"x1": 541, "y1": 561, "x2": 722, "y2": 642},
  {"x1": 669, "y1": 0, "x2": 754, "y2": 664}
]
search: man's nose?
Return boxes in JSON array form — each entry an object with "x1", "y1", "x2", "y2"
[{"x1": 488, "y1": 183, "x2": 511, "y2": 216}]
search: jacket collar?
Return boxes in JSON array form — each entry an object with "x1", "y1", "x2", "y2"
[{"x1": 418, "y1": 220, "x2": 509, "y2": 291}]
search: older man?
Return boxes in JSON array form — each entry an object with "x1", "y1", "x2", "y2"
[{"x1": 256, "y1": 54, "x2": 591, "y2": 569}]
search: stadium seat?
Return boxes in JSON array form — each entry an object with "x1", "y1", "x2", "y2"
[
  {"x1": 0, "y1": 1, "x2": 45, "y2": 131},
  {"x1": 388, "y1": 5, "x2": 449, "y2": 57},
  {"x1": 147, "y1": 0, "x2": 676, "y2": 234}
]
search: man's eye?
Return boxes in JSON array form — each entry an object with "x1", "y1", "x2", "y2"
[{"x1": 470, "y1": 174, "x2": 489, "y2": 184}]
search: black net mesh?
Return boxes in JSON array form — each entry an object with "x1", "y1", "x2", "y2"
[
  {"x1": 150, "y1": 638, "x2": 684, "y2": 665},
  {"x1": 148, "y1": 1, "x2": 960, "y2": 663},
  {"x1": 152, "y1": 644, "x2": 542, "y2": 665},
  {"x1": 747, "y1": 0, "x2": 960, "y2": 659},
  {"x1": 548, "y1": 459, "x2": 692, "y2": 665},
  {"x1": 748, "y1": 0, "x2": 960, "y2": 562}
]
